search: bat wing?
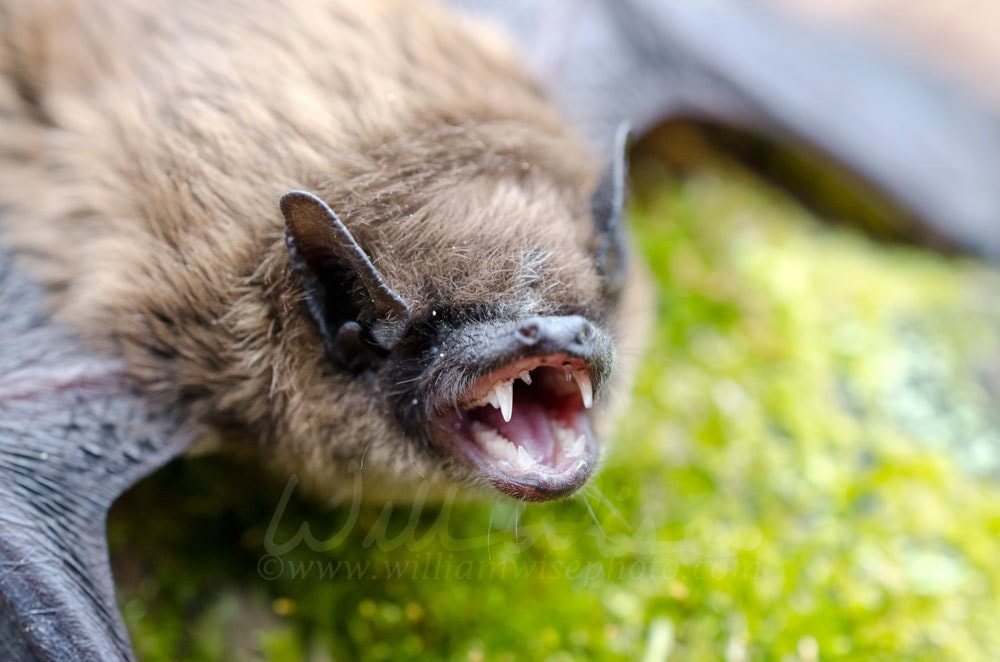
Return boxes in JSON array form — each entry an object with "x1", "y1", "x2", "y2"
[
  {"x1": 0, "y1": 246, "x2": 199, "y2": 661},
  {"x1": 451, "y1": 0, "x2": 1000, "y2": 259}
]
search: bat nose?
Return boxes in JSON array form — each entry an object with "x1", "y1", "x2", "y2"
[
  {"x1": 432, "y1": 314, "x2": 614, "y2": 385},
  {"x1": 514, "y1": 316, "x2": 600, "y2": 356}
]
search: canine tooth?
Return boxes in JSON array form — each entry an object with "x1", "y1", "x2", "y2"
[
  {"x1": 518, "y1": 370, "x2": 532, "y2": 385},
  {"x1": 567, "y1": 434, "x2": 586, "y2": 458},
  {"x1": 495, "y1": 380, "x2": 514, "y2": 422},
  {"x1": 573, "y1": 372, "x2": 593, "y2": 409},
  {"x1": 516, "y1": 445, "x2": 535, "y2": 468}
]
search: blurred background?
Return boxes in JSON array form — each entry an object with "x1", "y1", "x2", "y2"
[{"x1": 109, "y1": 1, "x2": 1000, "y2": 659}]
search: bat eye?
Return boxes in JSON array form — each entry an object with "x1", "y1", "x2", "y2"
[{"x1": 280, "y1": 190, "x2": 412, "y2": 372}]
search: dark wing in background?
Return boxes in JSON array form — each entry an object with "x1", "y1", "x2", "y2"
[
  {"x1": 451, "y1": 0, "x2": 1000, "y2": 259},
  {"x1": 0, "y1": 244, "x2": 198, "y2": 661}
]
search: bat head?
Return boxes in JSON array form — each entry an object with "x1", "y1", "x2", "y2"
[{"x1": 277, "y1": 123, "x2": 635, "y2": 502}]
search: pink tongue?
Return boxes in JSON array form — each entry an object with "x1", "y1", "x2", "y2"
[{"x1": 473, "y1": 400, "x2": 557, "y2": 465}]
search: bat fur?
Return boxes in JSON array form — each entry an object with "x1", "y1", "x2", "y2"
[{"x1": 0, "y1": 0, "x2": 652, "y2": 502}]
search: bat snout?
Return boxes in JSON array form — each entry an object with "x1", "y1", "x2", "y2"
[
  {"x1": 514, "y1": 316, "x2": 597, "y2": 353},
  {"x1": 484, "y1": 315, "x2": 612, "y2": 384},
  {"x1": 411, "y1": 313, "x2": 616, "y2": 501}
]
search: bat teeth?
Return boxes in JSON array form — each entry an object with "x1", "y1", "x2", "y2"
[
  {"x1": 551, "y1": 419, "x2": 575, "y2": 447},
  {"x1": 551, "y1": 421, "x2": 587, "y2": 460},
  {"x1": 518, "y1": 369, "x2": 532, "y2": 385},
  {"x1": 572, "y1": 371, "x2": 593, "y2": 409},
  {"x1": 515, "y1": 445, "x2": 537, "y2": 470},
  {"x1": 567, "y1": 435, "x2": 586, "y2": 458},
  {"x1": 494, "y1": 379, "x2": 514, "y2": 422},
  {"x1": 471, "y1": 422, "x2": 518, "y2": 463}
]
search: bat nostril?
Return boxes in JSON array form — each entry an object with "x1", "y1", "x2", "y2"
[
  {"x1": 516, "y1": 322, "x2": 540, "y2": 344},
  {"x1": 576, "y1": 322, "x2": 595, "y2": 345}
]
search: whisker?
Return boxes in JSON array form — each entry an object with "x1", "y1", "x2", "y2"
[
  {"x1": 408, "y1": 449, "x2": 427, "y2": 479},
  {"x1": 587, "y1": 484, "x2": 630, "y2": 530},
  {"x1": 581, "y1": 493, "x2": 606, "y2": 538}
]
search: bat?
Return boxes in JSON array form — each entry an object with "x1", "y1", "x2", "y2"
[
  {"x1": 2, "y1": 0, "x2": 998, "y2": 659},
  {"x1": 1, "y1": 1, "x2": 639, "y2": 656}
]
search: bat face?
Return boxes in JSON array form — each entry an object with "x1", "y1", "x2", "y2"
[{"x1": 280, "y1": 126, "x2": 632, "y2": 501}]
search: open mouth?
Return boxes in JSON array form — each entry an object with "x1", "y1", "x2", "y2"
[{"x1": 435, "y1": 353, "x2": 597, "y2": 500}]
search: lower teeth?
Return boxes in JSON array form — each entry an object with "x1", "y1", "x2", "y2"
[
  {"x1": 551, "y1": 420, "x2": 586, "y2": 458},
  {"x1": 470, "y1": 422, "x2": 518, "y2": 463},
  {"x1": 469, "y1": 421, "x2": 587, "y2": 474}
]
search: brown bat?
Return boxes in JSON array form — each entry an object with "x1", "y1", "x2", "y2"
[
  {"x1": 0, "y1": 0, "x2": 646, "y2": 503},
  {"x1": 0, "y1": 1, "x2": 645, "y2": 657},
  {"x1": 2, "y1": 0, "x2": 999, "y2": 659}
]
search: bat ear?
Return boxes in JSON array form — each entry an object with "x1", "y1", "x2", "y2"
[
  {"x1": 590, "y1": 122, "x2": 631, "y2": 300},
  {"x1": 280, "y1": 190, "x2": 411, "y2": 372}
]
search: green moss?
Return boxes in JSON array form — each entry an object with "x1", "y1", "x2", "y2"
[{"x1": 110, "y1": 163, "x2": 1000, "y2": 660}]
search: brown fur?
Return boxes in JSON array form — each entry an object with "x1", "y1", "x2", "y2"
[{"x1": 0, "y1": 0, "x2": 651, "y2": 499}]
